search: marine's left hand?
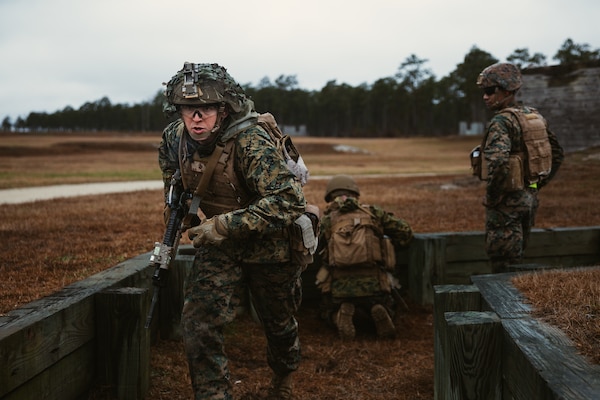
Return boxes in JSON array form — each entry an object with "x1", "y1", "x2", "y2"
[{"x1": 188, "y1": 215, "x2": 228, "y2": 247}]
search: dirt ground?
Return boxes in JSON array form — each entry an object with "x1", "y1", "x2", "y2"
[{"x1": 1, "y1": 134, "x2": 599, "y2": 399}]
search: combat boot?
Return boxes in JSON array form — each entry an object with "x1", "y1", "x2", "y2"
[
  {"x1": 335, "y1": 302, "x2": 355, "y2": 340},
  {"x1": 371, "y1": 304, "x2": 396, "y2": 339},
  {"x1": 267, "y1": 372, "x2": 294, "y2": 399}
]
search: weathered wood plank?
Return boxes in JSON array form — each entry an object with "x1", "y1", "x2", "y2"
[
  {"x1": 0, "y1": 295, "x2": 95, "y2": 396},
  {"x1": 433, "y1": 285, "x2": 481, "y2": 400},
  {"x1": 502, "y1": 318, "x2": 600, "y2": 399},
  {"x1": 444, "y1": 232, "x2": 487, "y2": 263},
  {"x1": 96, "y1": 287, "x2": 150, "y2": 400},
  {"x1": 444, "y1": 227, "x2": 600, "y2": 263},
  {"x1": 408, "y1": 234, "x2": 446, "y2": 305},
  {"x1": 525, "y1": 227, "x2": 600, "y2": 257},
  {"x1": 470, "y1": 273, "x2": 532, "y2": 318},
  {"x1": 445, "y1": 311, "x2": 502, "y2": 400},
  {"x1": 1, "y1": 341, "x2": 95, "y2": 400}
]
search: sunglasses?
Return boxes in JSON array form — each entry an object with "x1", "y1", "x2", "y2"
[
  {"x1": 482, "y1": 86, "x2": 498, "y2": 96},
  {"x1": 180, "y1": 105, "x2": 218, "y2": 118}
]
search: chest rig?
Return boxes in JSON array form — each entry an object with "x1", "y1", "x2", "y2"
[
  {"x1": 502, "y1": 107, "x2": 552, "y2": 183},
  {"x1": 178, "y1": 129, "x2": 254, "y2": 219}
]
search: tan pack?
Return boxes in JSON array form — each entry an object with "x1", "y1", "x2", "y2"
[
  {"x1": 470, "y1": 145, "x2": 487, "y2": 180},
  {"x1": 505, "y1": 154, "x2": 524, "y2": 191},
  {"x1": 471, "y1": 108, "x2": 552, "y2": 187},
  {"x1": 506, "y1": 108, "x2": 552, "y2": 183},
  {"x1": 328, "y1": 205, "x2": 389, "y2": 269}
]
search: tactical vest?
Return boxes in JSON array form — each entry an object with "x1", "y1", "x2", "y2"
[
  {"x1": 178, "y1": 128, "x2": 254, "y2": 218},
  {"x1": 503, "y1": 107, "x2": 552, "y2": 183},
  {"x1": 471, "y1": 107, "x2": 552, "y2": 189}
]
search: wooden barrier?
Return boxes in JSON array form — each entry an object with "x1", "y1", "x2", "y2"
[
  {"x1": 304, "y1": 226, "x2": 600, "y2": 306},
  {"x1": 435, "y1": 269, "x2": 600, "y2": 400},
  {"x1": 0, "y1": 253, "x2": 154, "y2": 400},
  {"x1": 1, "y1": 226, "x2": 598, "y2": 399}
]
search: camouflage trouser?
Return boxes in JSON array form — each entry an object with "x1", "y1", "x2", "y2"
[
  {"x1": 485, "y1": 189, "x2": 538, "y2": 273},
  {"x1": 181, "y1": 244, "x2": 303, "y2": 400}
]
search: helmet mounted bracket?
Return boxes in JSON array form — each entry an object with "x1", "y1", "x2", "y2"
[{"x1": 182, "y1": 62, "x2": 201, "y2": 99}]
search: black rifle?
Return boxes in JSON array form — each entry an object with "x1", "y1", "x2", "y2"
[{"x1": 144, "y1": 170, "x2": 190, "y2": 329}]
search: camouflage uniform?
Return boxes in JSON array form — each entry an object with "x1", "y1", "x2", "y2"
[
  {"x1": 318, "y1": 194, "x2": 413, "y2": 337},
  {"x1": 478, "y1": 63, "x2": 564, "y2": 272},
  {"x1": 158, "y1": 64, "x2": 307, "y2": 399}
]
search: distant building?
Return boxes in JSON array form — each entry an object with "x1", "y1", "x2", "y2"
[
  {"x1": 459, "y1": 121, "x2": 484, "y2": 136},
  {"x1": 518, "y1": 61, "x2": 600, "y2": 152},
  {"x1": 281, "y1": 124, "x2": 308, "y2": 136}
]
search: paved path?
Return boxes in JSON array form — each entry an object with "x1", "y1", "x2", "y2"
[
  {"x1": 0, "y1": 172, "x2": 450, "y2": 205},
  {"x1": 0, "y1": 181, "x2": 164, "y2": 205}
]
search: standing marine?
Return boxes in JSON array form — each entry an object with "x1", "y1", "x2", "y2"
[
  {"x1": 158, "y1": 62, "x2": 317, "y2": 399},
  {"x1": 472, "y1": 62, "x2": 564, "y2": 272}
]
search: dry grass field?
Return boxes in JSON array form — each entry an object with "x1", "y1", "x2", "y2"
[{"x1": 1, "y1": 132, "x2": 599, "y2": 399}]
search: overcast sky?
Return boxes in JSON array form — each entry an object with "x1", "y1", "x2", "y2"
[{"x1": 1, "y1": 0, "x2": 598, "y2": 122}]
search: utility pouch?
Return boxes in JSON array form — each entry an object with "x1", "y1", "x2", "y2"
[
  {"x1": 378, "y1": 270, "x2": 392, "y2": 293},
  {"x1": 470, "y1": 145, "x2": 487, "y2": 180},
  {"x1": 382, "y1": 236, "x2": 396, "y2": 272},
  {"x1": 315, "y1": 266, "x2": 331, "y2": 292},
  {"x1": 289, "y1": 214, "x2": 318, "y2": 267},
  {"x1": 505, "y1": 154, "x2": 525, "y2": 192}
]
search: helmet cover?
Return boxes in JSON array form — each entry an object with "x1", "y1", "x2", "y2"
[
  {"x1": 476, "y1": 62, "x2": 522, "y2": 91},
  {"x1": 163, "y1": 62, "x2": 247, "y2": 118}
]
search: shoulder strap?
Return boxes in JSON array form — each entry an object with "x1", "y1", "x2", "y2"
[
  {"x1": 257, "y1": 112, "x2": 308, "y2": 185},
  {"x1": 257, "y1": 112, "x2": 300, "y2": 161},
  {"x1": 181, "y1": 138, "x2": 225, "y2": 226}
]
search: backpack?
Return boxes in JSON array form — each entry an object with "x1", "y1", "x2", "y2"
[
  {"x1": 327, "y1": 205, "x2": 394, "y2": 270},
  {"x1": 257, "y1": 113, "x2": 318, "y2": 262},
  {"x1": 257, "y1": 113, "x2": 309, "y2": 186}
]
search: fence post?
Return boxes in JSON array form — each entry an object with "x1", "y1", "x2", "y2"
[
  {"x1": 409, "y1": 234, "x2": 446, "y2": 305},
  {"x1": 433, "y1": 285, "x2": 481, "y2": 400},
  {"x1": 445, "y1": 311, "x2": 502, "y2": 400},
  {"x1": 95, "y1": 287, "x2": 150, "y2": 400}
]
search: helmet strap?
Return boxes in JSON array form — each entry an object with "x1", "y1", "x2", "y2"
[
  {"x1": 492, "y1": 89, "x2": 515, "y2": 110},
  {"x1": 210, "y1": 103, "x2": 228, "y2": 134}
]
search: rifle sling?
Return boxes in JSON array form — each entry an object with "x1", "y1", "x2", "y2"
[{"x1": 185, "y1": 142, "x2": 225, "y2": 223}]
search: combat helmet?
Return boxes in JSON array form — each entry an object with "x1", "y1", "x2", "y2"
[
  {"x1": 324, "y1": 175, "x2": 360, "y2": 202},
  {"x1": 163, "y1": 62, "x2": 247, "y2": 118},
  {"x1": 476, "y1": 62, "x2": 522, "y2": 92}
]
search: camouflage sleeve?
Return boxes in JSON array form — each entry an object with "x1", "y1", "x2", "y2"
[
  {"x1": 221, "y1": 125, "x2": 306, "y2": 239},
  {"x1": 369, "y1": 205, "x2": 413, "y2": 247},
  {"x1": 157, "y1": 120, "x2": 183, "y2": 194},
  {"x1": 483, "y1": 113, "x2": 515, "y2": 206},
  {"x1": 317, "y1": 213, "x2": 332, "y2": 263},
  {"x1": 539, "y1": 126, "x2": 564, "y2": 189}
]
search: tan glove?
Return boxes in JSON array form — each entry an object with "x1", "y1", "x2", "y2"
[{"x1": 188, "y1": 215, "x2": 228, "y2": 247}]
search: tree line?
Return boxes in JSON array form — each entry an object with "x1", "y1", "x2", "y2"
[{"x1": 2, "y1": 39, "x2": 599, "y2": 137}]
